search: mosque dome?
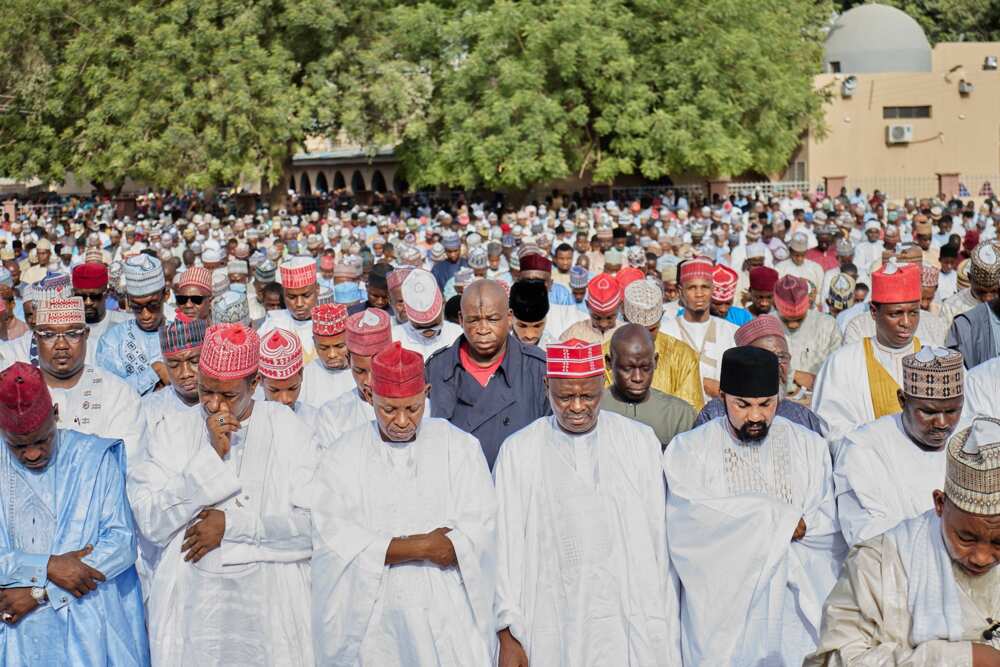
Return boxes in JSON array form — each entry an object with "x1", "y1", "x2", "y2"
[{"x1": 823, "y1": 4, "x2": 932, "y2": 74}]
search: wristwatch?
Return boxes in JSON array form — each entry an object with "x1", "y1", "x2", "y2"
[{"x1": 30, "y1": 587, "x2": 47, "y2": 605}]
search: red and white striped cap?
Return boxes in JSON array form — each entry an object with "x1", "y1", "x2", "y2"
[
  {"x1": 199, "y1": 323, "x2": 260, "y2": 380},
  {"x1": 311, "y1": 303, "x2": 348, "y2": 336},
  {"x1": 279, "y1": 257, "x2": 317, "y2": 289},
  {"x1": 679, "y1": 257, "x2": 714, "y2": 285},
  {"x1": 258, "y1": 328, "x2": 304, "y2": 380},
  {"x1": 546, "y1": 338, "x2": 605, "y2": 379}
]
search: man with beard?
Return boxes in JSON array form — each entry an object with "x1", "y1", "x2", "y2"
[
  {"x1": 128, "y1": 323, "x2": 315, "y2": 666},
  {"x1": 315, "y1": 308, "x2": 393, "y2": 445},
  {"x1": 397, "y1": 268, "x2": 462, "y2": 360},
  {"x1": 494, "y1": 338, "x2": 681, "y2": 666},
  {"x1": 809, "y1": 417, "x2": 1000, "y2": 665},
  {"x1": 301, "y1": 342, "x2": 497, "y2": 665},
  {"x1": 426, "y1": 279, "x2": 549, "y2": 469},
  {"x1": 34, "y1": 297, "x2": 146, "y2": 462},
  {"x1": 71, "y1": 262, "x2": 128, "y2": 366},
  {"x1": 259, "y1": 257, "x2": 320, "y2": 364},
  {"x1": 0, "y1": 363, "x2": 149, "y2": 665},
  {"x1": 141, "y1": 313, "x2": 205, "y2": 428},
  {"x1": 659, "y1": 258, "x2": 738, "y2": 401},
  {"x1": 664, "y1": 346, "x2": 844, "y2": 666},
  {"x1": 834, "y1": 347, "x2": 965, "y2": 548},
  {"x1": 173, "y1": 267, "x2": 213, "y2": 322},
  {"x1": 96, "y1": 254, "x2": 170, "y2": 396},
  {"x1": 298, "y1": 303, "x2": 355, "y2": 407},
  {"x1": 600, "y1": 324, "x2": 695, "y2": 449}
]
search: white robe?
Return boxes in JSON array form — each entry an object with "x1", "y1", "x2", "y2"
[
  {"x1": 298, "y1": 418, "x2": 497, "y2": 666},
  {"x1": 775, "y1": 257, "x2": 826, "y2": 292},
  {"x1": 127, "y1": 401, "x2": 316, "y2": 666},
  {"x1": 833, "y1": 414, "x2": 946, "y2": 548},
  {"x1": 961, "y1": 355, "x2": 1000, "y2": 430},
  {"x1": 299, "y1": 358, "x2": 355, "y2": 408},
  {"x1": 664, "y1": 416, "x2": 844, "y2": 667},
  {"x1": 49, "y1": 365, "x2": 148, "y2": 463},
  {"x1": 813, "y1": 337, "x2": 919, "y2": 442},
  {"x1": 258, "y1": 309, "x2": 317, "y2": 364},
  {"x1": 315, "y1": 388, "x2": 374, "y2": 447},
  {"x1": 659, "y1": 315, "x2": 737, "y2": 396},
  {"x1": 494, "y1": 413, "x2": 681, "y2": 667},
  {"x1": 398, "y1": 320, "x2": 462, "y2": 361},
  {"x1": 140, "y1": 386, "x2": 200, "y2": 431}
]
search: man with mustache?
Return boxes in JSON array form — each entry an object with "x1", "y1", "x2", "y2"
[
  {"x1": 833, "y1": 347, "x2": 965, "y2": 548},
  {"x1": 809, "y1": 417, "x2": 1000, "y2": 665},
  {"x1": 494, "y1": 338, "x2": 681, "y2": 667},
  {"x1": 33, "y1": 297, "x2": 146, "y2": 463},
  {"x1": 664, "y1": 346, "x2": 844, "y2": 666},
  {"x1": 301, "y1": 342, "x2": 497, "y2": 665},
  {"x1": 397, "y1": 268, "x2": 462, "y2": 360}
]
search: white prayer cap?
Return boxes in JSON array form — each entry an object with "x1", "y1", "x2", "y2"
[
  {"x1": 123, "y1": 254, "x2": 165, "y2": 297},
  {"x1": 946, "y1": 417, "x2": 1000, "y2": 515}
]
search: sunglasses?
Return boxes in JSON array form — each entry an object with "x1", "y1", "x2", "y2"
[
  {"x1": 131, "y1": 300, "x2": 164, "y2": 314},
  {"x1": 175, "y1": 295, "x2": 206, "y2": 306}
]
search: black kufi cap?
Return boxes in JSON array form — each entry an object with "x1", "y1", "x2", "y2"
[
  {"x1": 509, "y1": 279, "x2": 550, "y2": 323},
  {"x1": 720, "y1": 346, "x2": 780, "y2": 398}
]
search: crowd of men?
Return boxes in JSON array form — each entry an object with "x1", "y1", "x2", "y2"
[{"x1": 1, "y1": 186, "x2": 1000, "y2": 665}]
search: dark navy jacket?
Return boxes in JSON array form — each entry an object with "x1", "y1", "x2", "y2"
[{"x1": 425, "y1": 334, "x2": 551, "y2": 468}]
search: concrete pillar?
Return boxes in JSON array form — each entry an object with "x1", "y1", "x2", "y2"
[
  {"x1": 824, "y1": 176, "x2": 847, "y2": 197},
  {"x1": 937, "y1": 173, "x2": 960, "y2": 199},
  {"x1": 707, "y1": 180, "x2": 730, "y2": 200}
]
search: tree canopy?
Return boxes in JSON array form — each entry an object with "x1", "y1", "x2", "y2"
[{"x1": 0, "y1": 0, "x2": 832, "y2": 193}]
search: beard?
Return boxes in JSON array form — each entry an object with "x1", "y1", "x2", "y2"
[{"x1": 734, "y1": 419, "x2": 770, "y2": 443}]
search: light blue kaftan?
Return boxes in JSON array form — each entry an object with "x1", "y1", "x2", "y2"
[
  {"x1": 0, "y1": 430, "x2": 150, "y2": 666},
  {"x1": 95, "y1": 319, "x2": 163, "y2": 396}
]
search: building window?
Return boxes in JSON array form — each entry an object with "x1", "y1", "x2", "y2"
[
  {"x1": 883, "y1": 106, "x2": 931, "y2": 119},
  {"x1": 830, "y1": 61, "x2": 841, "y2": 73}
]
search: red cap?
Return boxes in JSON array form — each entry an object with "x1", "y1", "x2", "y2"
[
  {"x1": 749, "y1": 266, "x2": 779, "y2": 292},
  {"x1": 586, "y1": 273, "x2": 623, "y2": 314},
  {"x1": 71, "y1": 262, "x2": 109, "y2": 290},
  {"x1": 199, "y1": 324, "x2": 260, "y2": 380},
  {"x1": 871, "y1": 262, "x2": 921, "y2": 304},
  {"x1": 371, "y1": 342, "x2": 426, "y2": 398},
  {"x1": 0, "y1": 362, "x2": 52, "y2": 435},
  {"x1": 734, "y1": 315, "x2": 786, "y2": 346},
  {"x1": 346, "y1": 308, "x2": 392, "y2": 356},
  {"x1": 711, "y1": 264, "x2": 739, "y2": 302},
  {"x1": 615, "y1": 267, "x2": 644, "y2": 290},
  {"x1": 773, "y1": 275, "x2": 810, "y2": 318},
  {"x1": 546, "y1": 339, "x2": 605, "y2": 378},
  {"x1": 178, "y1": 266, "x2": 213, "y2": 293},
  {"x1": 312, "y1": 303, "x2": 348, "y2": 337},
  {"x1": 519, "y1": 253, "x2": 552, "y2": 273},
  {"x1": 679, "y1": 258, "x2": 714, "y2": 285}
]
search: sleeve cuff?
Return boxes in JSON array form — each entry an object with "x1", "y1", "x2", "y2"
[
  {"x1": 185, "y1": 445, "x2": 241, "y2": 506},
  {"x1": 45, "y1": 583, "x2": 72, "y2": 610},
  {"x1": 14, "y1": 553, "x2": 49, "y2": 587},
  {"x1": 222, "y1": 506, "x2": 260, "y2": 544}
]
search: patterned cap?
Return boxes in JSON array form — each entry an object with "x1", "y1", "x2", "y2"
[
  {"x1": 160, "y1": 312, "x2": 207, "y2": 355},
  {"x1": 402, "y1": 269, "x2": 443, "y2": 325},
  {"x1": 569, "y1": 265, "x2": 589, "y2": 289},
  {"x1": 124, "y1": 254, "x2": 165, "y2": 297},
  {"x1": 346, "y1": 308, "x2": 392, "y2": 356},
  {"x1": 946, "y1": 418, "x2": 1000, "y2": 515},
  {"x1": 902, "y1": 346, "x2": 964, "y2": 399},
  {"x1": 255, "y1": 259, "x2": 277, "y2": 283},
  {"x1": 969, "y1": 241, "x2": 1000, "y2": 289},
  {"x1": 586, "y1": 273, "x2": 623, "y2": 314},
  {"x1": 454, "y1": 268, "x2": 475, "y2": 287},
  {"x1": 734, "y1": 315, "x2": 785, "y2": 346},
  {"x1": 211, "y1": 269, "x2": 230, "y2": 297},
  {"x1": 311, "y1": 303, "x2": 348, "y2": 336},
  {"x1": 280, "y1": 257, "x2": 317, "y2": 289},
  {"x1": 35, "y1": 297, "x2": 85, "y2": 327},
  {"x1": 921, "y1": 263, "x2": 940, "y2": 288},
  {"x1": 828, "y1": 273, "x2": 857, "y2": 307},
  {"x1": 441, "y1": 232, "x2": 461, "y2": 250},
  {"x1": 258, "y1": 328, "x2": 304, "y2": 380},
  {"x1": 228, "y1": 260, "x2": 249, "y2": 275},
  {"x1": 468, "y1": 246, "x2": 489, "y2": 270},
  {"x1": 604, "y1": 248, "x2": 624, "y2": 266},
  {"x1": 178, "y1": 266, "x2": 213, "y2": 293},
  {"x1": 623, "y1": 279, "x2": 663, "y2": 327},
  {"x1": 546, "y1": 339, "x2": 605, "y2": 379},
  {"x1": 615, "y1": 267, "x2": 644, "y2": 291},
  {"x1": 371, "y1": 341, "x2": 425, "y2": 398},
  {"x1": 712, "y1": 264, "x2": 739, "y2": 303},
  {"x1": 0, "y1": 362, "x2": 52, "y2": 435},
  {"x1": 199, "y1": 323, "x2": 260, "y2": 380},
  {"x1": 626, "y1": 246, "x2": 646, "y2": 268},
  {"x1": 872, "y1": 261, "x2": 921, "y2": 304},
  {"x1": 773, "y1": 275, "x2": 810, "y2": 318},
  {"x1": 835, "y1": 239, "x2": 854, "y2": 257},
  {"x1": 211, "y1": 290, "x2": 250, "y2": 326},
  {"x1": 71, "y1": 262, "x2": 108, "y2": 290},
  {"x1": 430, "y1": 243, "x2": 447, "y2": 261},
  {"x1": 387, "y1": 266, "x2": 413, "y2": 291},
  {"x1": 679, "y1": 258, "x2": 714, "y2": 285}
]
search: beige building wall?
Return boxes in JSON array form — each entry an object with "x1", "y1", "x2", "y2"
[{"x1": 806, "y1": 42, "x2": 1000, "y2": 197}]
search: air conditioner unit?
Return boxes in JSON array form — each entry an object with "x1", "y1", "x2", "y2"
[
  {"x1": 984, "y1": 56, "x2": 998, "y2": 71},
  {"x1": 886, "y1": 124, "x2": 913, "y2": 144},
  {"x1": 841, "y1": 75, "x2": 858, "y2": 97},
  {"x1": 959, "y1": 79, "x2": 974, "y2": 95}
]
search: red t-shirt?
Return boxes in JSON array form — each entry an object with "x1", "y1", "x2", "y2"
[{"x1": 459, "y1": 342, "x2": 504, "y2": 387}]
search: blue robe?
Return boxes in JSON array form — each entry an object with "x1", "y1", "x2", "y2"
[
  {"x1": 0, "y1": 430, "x2": 149, "y2": 666},
  {"x1": 95, "y1": 320, "x2": 163, "y2": 396}
]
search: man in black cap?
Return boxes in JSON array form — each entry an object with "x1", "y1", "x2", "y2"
[
  {"x1": 509, "y1": 279, "x2": 551, "y2": 348},
  {"x1": 662, "y1": 346, "x2": 844, "y2": 666},
  {"x1": 349, "y1": 262, "x2": 395, "y2": 316}
]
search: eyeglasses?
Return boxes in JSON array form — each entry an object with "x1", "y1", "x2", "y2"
[
  {"x1": 131, "y1": 300, "x2": 164, "y2": 314},
  {"x1": 175, "y1": 295, "x2": 206, "y2": 306},
  {"x1": 35, "y1": 328, "x2": 87, "y2": 343}
]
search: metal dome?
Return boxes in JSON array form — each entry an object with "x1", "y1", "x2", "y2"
[{"x1": 824, "y1": 4, "x2": 932, "y2": 74}]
